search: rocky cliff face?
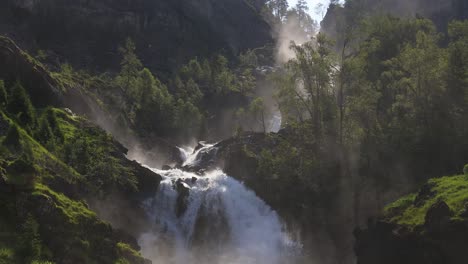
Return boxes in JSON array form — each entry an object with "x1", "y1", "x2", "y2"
[{"x1": 0, "y1": 0, "x2": 272, "y2": 74}]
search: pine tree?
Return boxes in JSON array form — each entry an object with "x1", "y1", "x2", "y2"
[{"x1": 6, "y1": 82, "x2": 35, "y2": 129}]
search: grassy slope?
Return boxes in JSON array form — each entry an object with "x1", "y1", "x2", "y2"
[
  {"x1": 383, "y1": 173, "x2": 468, "y2": 227},
  {"x1": 0, "y1": 109, "x2": 147, "y2": 264}
]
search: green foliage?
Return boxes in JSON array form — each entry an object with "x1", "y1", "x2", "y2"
[
  {"x1": 35, "y1": 116, "x2": 54, "y2": 149},
  {"x1": 6, "y1": 82, "x2": 36, "y2": 130},
  {"x1": 134, "y1": 68, "x2": 175, "y2": 135},
  {"x1": 249, "y1": 97, "x2": 267, "y2": 133},
  {"x1": 18, "y1": 215, "x2": 42, "y2": 263},
  {"x1": 116, "y1": 38, "x2": 143, "y2": 95},
  {"x1": 172, "y1": 99, "x2": 203, "y2": 138},
  {"x1": 384, "y1": 175, "x2": 468, "y2": 227},
  {"x1": 0, "y1": 247, "x2": 14, "y2": 264},
  {"x1": 5, "y1": 155, "x2": 37, "y2": 186},
  {"x1": 0, "y1": 80, "x2": 7, "y2": 108},
  {"x1": 280, "y1": 32, "x2": 336, "y2": 141},
  {"x1": 3, "y1": 124, "x2": 21, "y2": 151},
  {"x1": 116, "y1": 242, "x2": 142, "y2": 259},
  {"x1": 464, "y1": 164, "x2": 468, "y2": 175}
]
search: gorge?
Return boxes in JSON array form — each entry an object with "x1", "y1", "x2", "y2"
[{"x1": 1, "y1": 0, "x2": 468, "y2": 264}]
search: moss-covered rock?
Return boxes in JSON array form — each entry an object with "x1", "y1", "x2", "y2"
[
  {"x1": 0, "y1": 184, "x2": 151, "y2": 264},
  {"x1": 355, "y1": 174, "x2": 468, "y2": 264}
]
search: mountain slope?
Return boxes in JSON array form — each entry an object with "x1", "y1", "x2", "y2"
[
  {"x1": 0, "y1": 0, "x2": 273, "y2": 74},
  {"x1": 0, "y1": 37, "x2": 163, "y2": 264}
]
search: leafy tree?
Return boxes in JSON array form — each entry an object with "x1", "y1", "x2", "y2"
[
  {"x1": 447, "y1": 21, "x2": 468, "y2": 125},
  {"x1": 173, "y1": 99, "x2": 202, "y2": 137},
  {"x1": 266, "y1": 0, "x2": 289, "y2": 22},
  {"x1": 285, "y1": 0, "x2": 317, "y2": 37},
  {"x1": 116, "y1": 38, "x2": 143, "y2": 95},
  {"x1": 135, "y1": 68, "x2": 174, "y2": 135},
  {"x1": 249, "y1": 97, "x2": 267, "y2": 133},
  {"x1": 284, "y1": 33, "x2": 336, "y2": 140}
]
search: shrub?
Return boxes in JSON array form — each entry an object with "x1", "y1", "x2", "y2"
[
  {"x1": 35, "y1": 117, "x2": 54, "y2": 147},
  {"x1": 464, "y1": 164, "x2": 468, "y2": 175},
  {"x1": 6, "y1": 82, "x2": 35, "y2": 129},
  {"x1": 6, "y1": 155, "x2": 37, "y2": 186},
  {"x1": 18, "y1": 215, "x2": 42, "y2": 262},
  {"x1": 3, "y1": 124, "x2": 21, "y2": 150}
]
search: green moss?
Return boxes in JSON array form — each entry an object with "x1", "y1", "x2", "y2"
[
  {"x1": 117, "y1": 243, "x2": 142, "y2": 258},
  {"x1": 4, "y1": 111, "x2": 81, "y2": 183},
  {"x1": 0, "y1": 247, "x2": 14, "y2": 263},
  {"x1": 115, "y1": 259, "x2": 131, "y2": 264},
  {"x1": 383, "y1": 174, "x2": 468, "y2": 227},
  {"x1": 33, "y1": 184, "x2": 96, "y2": 224}
]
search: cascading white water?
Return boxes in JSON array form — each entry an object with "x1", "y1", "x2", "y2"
[
  {"x1": 139, "y1": 144, "x2": 300, "y2": 264},
  {"x1": 268, "y1": 111, "x2": 283, "y2": 133}
]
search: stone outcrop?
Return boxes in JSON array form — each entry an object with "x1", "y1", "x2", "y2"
[
  {"x1": 355, "y1": 193, "x2": 468, "y2": 264},
  {"x1": 0, "y1": 0, "x2": 273, "y2": 73}
]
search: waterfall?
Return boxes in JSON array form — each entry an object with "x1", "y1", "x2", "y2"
[{"x1": 139, "y1": 144, "x2": 300, "y2": 264}]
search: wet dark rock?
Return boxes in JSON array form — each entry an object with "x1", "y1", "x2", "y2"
[
  {"x1": 424, "y1": 201, "x2": 454, "y2": 232},
  {"x1": 175, "y1": 178, "x2": 190, "y2": 218},
  {"x1": 183, "y1": 144, "x2": 219, "y2": 173},
  {"x1": 136, "y1": 136, "x2": 184, "y2": 168},
  {"x1": 162, "y1": 165, "x2": 172, "y2": 170},
  {"x1": 194, "y1": 142, "x2": 206, "y2": 152},
  {"x1": 130, "y1": 160, "x2": 163, "y2": 200}
]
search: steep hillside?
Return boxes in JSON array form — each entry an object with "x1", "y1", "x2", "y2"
[
  {"x1": 0, "y1": 37, "x2": 163, "y2": 263},
  {"x1": 0, "y1": 0, "x2": 273, "y2": 74}
]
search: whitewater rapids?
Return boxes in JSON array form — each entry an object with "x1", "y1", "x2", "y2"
[{"x1": 138, "y1": 144, "x2": 300, "y2": 264}]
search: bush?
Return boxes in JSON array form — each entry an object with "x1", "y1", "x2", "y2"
[
  {"x1": 18, "y1": 215, "x2": 42, "y2": 262},
  {"x1": 3, "y1": 124, "x2": 21, "y2": 150},
  {"x1": 6, "y1": 82, "x2": 35, "y2": 129},
  {"x1": 464, "y1": 164, "x2": 468, "y2": 175},
  {"x1": 6, "y1": 155, "x2": 37, "y2": 186}
]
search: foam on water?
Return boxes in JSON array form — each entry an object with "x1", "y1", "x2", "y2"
[{"x1": 139, "y1": 145, "x2": 300, "y2": 264}]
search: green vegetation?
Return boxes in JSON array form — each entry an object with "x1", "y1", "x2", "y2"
[
  {"x1": 50, "y1": 37, "x2": 259, "y2": 141},
  {"x1": 253, "y1": 16, "x2": 468, "y2": 225},
  {"x1": 383, "y1": 173, "x2": 468, "y2": 227},
  {"x1": 0, "y1": 78, "x2": 149, "y2": 263}
]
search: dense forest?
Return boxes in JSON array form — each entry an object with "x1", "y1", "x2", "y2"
[{"x1": 1, "y1": 0, "x2": 468, "y2": 264}]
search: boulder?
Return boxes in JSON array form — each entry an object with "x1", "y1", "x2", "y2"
[
  {"x1": 175, "y1": 178, "x2": 190, "y2": 218},
  {"x1": 424, "y1": 201, "x2": 454, "y2": 233}
]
